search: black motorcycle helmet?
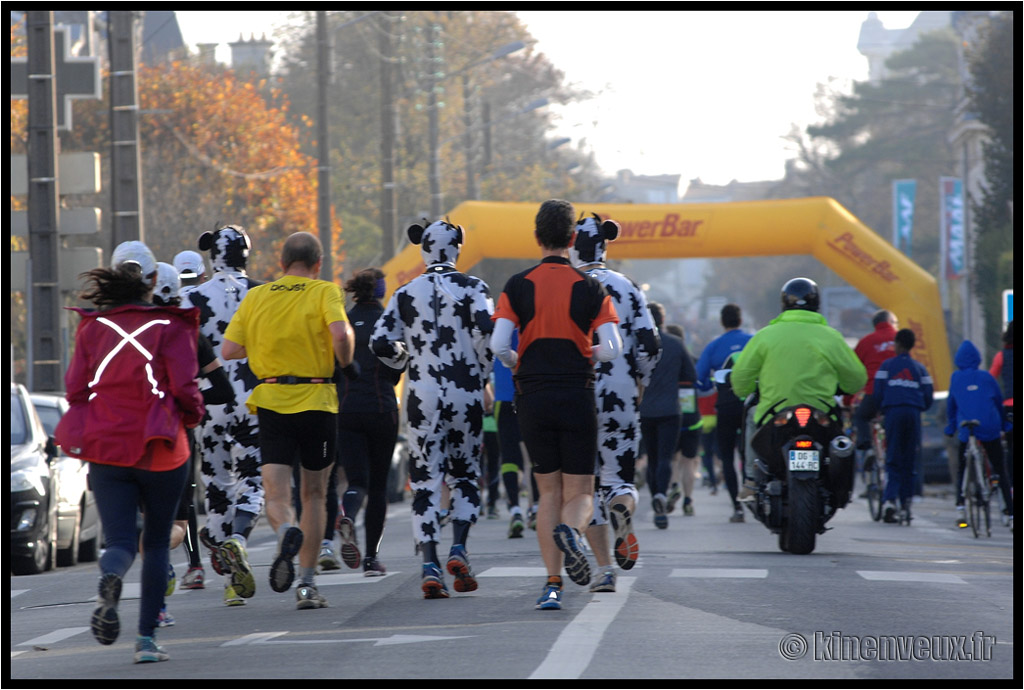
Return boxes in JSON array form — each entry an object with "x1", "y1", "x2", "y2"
[{"x1": 781, "y1": 277, "x2": 820, "y2": 312}]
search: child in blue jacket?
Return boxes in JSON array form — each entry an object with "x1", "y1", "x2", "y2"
[
  {"x1": 945, "y1": 340, "x2": 1013, "y2": 528},
  {"x1": 874, "y1": 328, "x2": 933, "y2": 523}
]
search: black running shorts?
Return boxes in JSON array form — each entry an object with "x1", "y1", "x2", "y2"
[
  {"x1": 257, "y1": 408, "x2": 337, "y2": 472},
  {"x1": 516, "y1": 387, "x2": 598, "y2": 476}
]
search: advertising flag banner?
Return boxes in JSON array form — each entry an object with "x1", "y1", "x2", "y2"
[
  {"x1": 940, "y1": 177, "x2": 965, "y2": 279},
  {"x1": 892, "y1": 179, "x2": 916, "y2": 256}
]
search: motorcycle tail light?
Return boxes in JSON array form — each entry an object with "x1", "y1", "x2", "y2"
[
  {"x1": 795, "y1": 439, "x2": 813, "y2": 449},
  {"x1": 814, "y1": 409, "x2": 832, "y2": 426},
  {"x1": 794, "y1": 407, "x2": 812, "y2": 427}
]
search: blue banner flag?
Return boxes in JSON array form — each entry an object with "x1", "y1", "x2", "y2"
[
  {"x1": 940, "y1": 177, "x2": 965, "y2": 279},
  {"x1": 892, "y1": 179, "x2": 916, "y2": 256}
]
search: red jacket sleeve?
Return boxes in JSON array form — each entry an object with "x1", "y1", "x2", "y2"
[{"x1": 165, "y1": 311, "x2": 205, "y2": 428}]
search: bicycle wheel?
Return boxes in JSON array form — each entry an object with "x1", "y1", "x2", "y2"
[
  {"x1": 975, "y1": 452, "x2": 992, "y2": 538},
  {"x1": 865, "y1": 453, "x2": 883, "y2": 522},
  {"x1": 963, "y1": 469, "x2": 980, "y2": 539}
]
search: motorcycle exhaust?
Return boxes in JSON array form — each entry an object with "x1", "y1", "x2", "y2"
[{"x1": 830, "y1": 435, "x2": 854, "y2": 460}]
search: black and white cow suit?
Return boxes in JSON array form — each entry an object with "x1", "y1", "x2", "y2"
[
  {"x1": 570, "y1": 215, "x2": 661, "y2": 519},
  {"x1": 181, "y1": 225, "x2": 264, "y2": 543},
  {"x1": 371, "y1": 221, "x2": 494, "y2": 547}
]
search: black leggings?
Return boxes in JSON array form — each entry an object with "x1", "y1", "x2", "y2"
[
  {"x1": 642, "y1": 415, "x2": 680, "y2": 498},
  {"x1": 716, "y1": 403, "x2": 743, "y2": 508},
  {"x1": 338, "y1": 411, "x2": 399, "y2": 558}
]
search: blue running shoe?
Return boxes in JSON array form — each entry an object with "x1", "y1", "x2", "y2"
[
  {"x1": 445, "y1": 544, "x2": 478, "y2": 593},
  {"x1": 552, "y1": 523, "x2": 591, "y2": 586},
  {"x1": 270, "y1": 527, "x2": 303, "y2": 593},
  {"x1": 134, "y1": 635, "x2": 169, "y2": 663},
  {"x1": 421, "y1": 563, "x2": 450, "y2": 599},
  {"x1": 536, "y1": 584, "x2": 562, "y2": 610}
]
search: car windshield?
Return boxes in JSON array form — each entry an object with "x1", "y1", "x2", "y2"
[
  {"x1": 11, "y1": 392, "x2": 28, "y2": 446},
  {"x1": 34, "y1": 404, "x2": 61, "y2": 437}
]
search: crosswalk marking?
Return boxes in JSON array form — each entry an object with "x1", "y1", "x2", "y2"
[
  {"x1": 17, "y1": 627, "x2": 90, "y2": 647},
  {"x1": 670, "y1": 568, "x2": 768, "y2": 579},
  {"x1": 478, "y1": 567, "x2": 548, "y2": 578},
  {"x1": 856, "y1": 570, "x2": 966, "y2": 584}
]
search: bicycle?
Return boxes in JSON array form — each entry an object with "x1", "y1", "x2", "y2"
[
  {"x1": 863, "y1": 417, "x2": 887, "y2": 522},
  {"x1": 959, "y1": 420, "x2": 991, "y2": 538}
]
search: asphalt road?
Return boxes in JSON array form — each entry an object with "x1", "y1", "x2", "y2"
[{"x1": 9, "y1": 481, "x2": 1015, "y2": 681}]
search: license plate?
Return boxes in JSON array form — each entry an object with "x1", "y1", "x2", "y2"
[{"x1": 788, "y1": 449, "x2": 819, "y2": 471}]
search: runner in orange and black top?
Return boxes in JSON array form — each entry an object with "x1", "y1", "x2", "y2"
[{"x1": 491, "y1": 199, "x2": 622, "y2": 611}]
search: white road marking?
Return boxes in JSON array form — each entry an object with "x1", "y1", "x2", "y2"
[
  {"x1": 17, "y1": 627, "x2": 90, "y2": 647},
  {"x1": 11, "y1": 590, "x2": 29, "y2": 598},
  {"x1": 222, "y1": 632, "x2": 472, "y2": 646},
  {"x1": 857, "y1": 570, "x2": 966, "y2": 584},
  {"x1": 529, "y1": 576, "x2": 636, "y2": 680},
  {"x1": 313, "y1": 571, "x2": 396, "y2": 585},
  {"x1": 478, "y1": 567, "x2": 548, "y2": 578},
  {"x1": 671, "y1": 568, "x2": 769, "y2": 579}
]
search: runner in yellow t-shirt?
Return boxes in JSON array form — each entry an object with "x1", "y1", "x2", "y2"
[{"x1": 223, "y1": 232, "x2": 357, "y2": 610}]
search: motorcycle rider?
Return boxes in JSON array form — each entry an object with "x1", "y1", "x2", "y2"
[{"x1": 729, "y1": 278, "x2": 866, "y2": 502}]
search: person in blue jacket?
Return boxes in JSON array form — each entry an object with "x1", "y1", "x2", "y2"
[
  {"x1": 873, "y1": 328, "x2": 933, "y2": 524},
  {"x1": 945, "y1": 339, "x2": 1013, "y2": 528}
]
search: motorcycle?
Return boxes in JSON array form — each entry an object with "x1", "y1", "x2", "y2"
[{"x1": 716, "y1": 370, "x2": 854, "y2": 554}]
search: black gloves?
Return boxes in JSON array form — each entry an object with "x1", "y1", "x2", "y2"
[{"x1": 341, "y1": 360, "x2": 361, "y2": 381}]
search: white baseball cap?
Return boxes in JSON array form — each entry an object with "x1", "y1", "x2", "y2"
[
  {"x1": 111, "y1": 240, "x2": 157, "y2": 278},
  {"x1": 173, "y1": 250, "x2": 206, "y2": 279},
  {"x1": 153, "y1": 262, "x2": 181, "y2": 303}
]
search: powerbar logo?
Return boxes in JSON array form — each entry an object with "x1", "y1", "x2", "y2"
[
  {"x1": 779, "y1": 631, "x2": 996, "y2": 661},
  {"x1": 826, "y1": 232, "x2": 899, "y2": 282},
  {"x1": 616, "y1": 214, "x2": 704, "y2": 240}
]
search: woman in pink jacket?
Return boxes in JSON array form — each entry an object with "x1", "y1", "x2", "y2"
[{"x1": 57, "y1": 241, "x2": 204, "y2": 664}]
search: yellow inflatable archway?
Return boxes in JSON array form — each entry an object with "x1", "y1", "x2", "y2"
[{"x1": 381, "y1": 197, "x2": 952, "y2": 387}]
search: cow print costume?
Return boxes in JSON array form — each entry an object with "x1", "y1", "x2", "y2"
[
  {"x1": 570, "y1": 214, "x2": 661, "y2": 524},
  {"x1": 181, "y1": 225, "x2": 264, "y2": 543},
  {"x1": 371, "y1": 220, "x2": 494, "y2": 547}
]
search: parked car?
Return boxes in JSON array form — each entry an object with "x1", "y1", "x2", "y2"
[
  {"x1": 920, "y1": 390, "x2": 955, "y2": 485},
  {"x1": 10, "y1": 383, "x2": 58, "y2": 575},
  {"x1": 31, "y1": 393, "x2": 102, "y2": 566}
]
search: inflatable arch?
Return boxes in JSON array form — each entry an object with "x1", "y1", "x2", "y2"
[{"x1": 381, "y1": 197, "x2": 952, "y2": 387}]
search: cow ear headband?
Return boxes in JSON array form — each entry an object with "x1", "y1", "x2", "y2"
[
  {"x1": 197, "y1": 223, "x2": 252, "y2": 252},
  {"x1": 406, "y1": 218, "x2": 464, "y2": 246},
  {"x1": 576, "y1": 212, "x2": 620, "y2": 242}
]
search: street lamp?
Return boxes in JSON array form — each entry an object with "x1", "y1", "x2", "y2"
[{"x1": 427, "y1": 37, "x2": 526, "y2": 217}]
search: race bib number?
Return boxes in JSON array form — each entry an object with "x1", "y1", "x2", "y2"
[{"x1": 678, "y1": 387, "x2": 696, "y2": 414}]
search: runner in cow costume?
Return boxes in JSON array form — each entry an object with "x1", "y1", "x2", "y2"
[
  {"x1": 570, "y1": 213, "x2": 661, "y2": 590},
  {"x1": 371, "y1": 219, "x2": 494, "y2": 599},
  {"x1": 181, "y1": 225, "x2": 265, "y2": 606}
]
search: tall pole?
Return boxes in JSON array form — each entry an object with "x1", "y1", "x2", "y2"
[
  {"x1": 427, "y1": 22, "x2": 442, "y2": 219},
  {"x1": 109, "y1": 10, "x2": 144, "y2": 246},
  {"x1": 316, "y1": 11, "x2": 333, "y2": 280},
  {"x1": 461, "y1": 73, "x2": 477, "y2": 201},
  {"x1": 26, "y1": 11, "x2": 62, "y2": 391},
  {"x1": 379, "y1": 11, "x2": 397, "y2": 260}
]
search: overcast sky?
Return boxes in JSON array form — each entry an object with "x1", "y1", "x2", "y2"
[{"x1": 176, "y1": 10, "x2": 924, "y2": 187}]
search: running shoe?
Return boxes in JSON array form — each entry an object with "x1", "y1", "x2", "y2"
[
  {"x1": 683, "y1": 498, "x2": 694, "y2": 517},
  {"x1": 446, "y1": 544, "x2": 478, "y2": 593},
  {"x1": 956, "y1": 505, "x2": 968, "y2": 529},
  {"x1": 508, "y1": 511, "x2": 525, "y2": 539},
  {"x1": 666, "y1": 483, "x2": 682, "y2": 514},
  {"x1": 553, "y1": 523, "x2": 591, "y2": 586},
  {"x1": 487, "y1": 504, "x2": 499, "y2": 519},
  {"x1": 883, "y1": 502, "x2": 899, "y2": 524},
  {"x1": 269, "y1": 526, "x2": 304, "y2": 593},
  {"x1": 421, "y1": 563, "x2": 450, "y2": 599},
  {"x1": 318, "y1": 543, "x2": 342, "y2": 571},
  {"x1": 157, "y1": 605, "x2": 175, "y2": 628},
  {"x1": 737, "y1": 479, "x2": 757, "y2": 502},
  {"x1": 180, "y1": 565, "x2": 205, "y2": 590},
  {"x1": 165, "y1": 563, "x2": 176, "y2": 597},
  {"x1": 133, "y1": 635, "x2": 169, "y2": 664},
  {"x1": 729, "y1": 508, "x2": 745, "y2": 523},
  {"x1": 220, "y1": 537, "x2": 256, "y2": 599},
  {"x1": 363, "y1": 557, "x2": 387, "y2": 577},
  {"x1": 224, "y1": 583, "x2": 245, "y2": 607},
  {"x1": 1002, "y1": 509, "x2": 1012, "y2": 528},
  {"x1": 527, "y1": 506, "x2": 538, "y2": 531},
  {"x1": 337, "y1": 516, "x2": 362, "y2": 569},
  {"x1": 535, "y1": 583, "x2": 562, "y2": 610},
  {"x1": 295, "y1": 583, "x2": 329, "y2": 610},
  {"x1": 608, "y1": 503, "x2": 638, "y2": 571},
  {"x1": 589, "y1": 569, "x2": 616, "y2": 593},
  {"x1": 199, "y1": 527, "x2": 227, "y2": 576},
  {"x1": 652, "y1": 494, "x2": 668, "y2": 529},
  {"x1": 90, "y1": 572, "x2": 122, "y2": 646}
]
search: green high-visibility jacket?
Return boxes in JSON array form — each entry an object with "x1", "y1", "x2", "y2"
[{"x1": 730, "y1": 309, "x2": 867, "y2": 423}]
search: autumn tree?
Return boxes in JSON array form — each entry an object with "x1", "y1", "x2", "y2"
[
  {"x1": 966, "y1": 11, "x2": 1014, "y2": 353},
  {"x1": 273, "y1": 10, "x2": 604, "y2": 275}
]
